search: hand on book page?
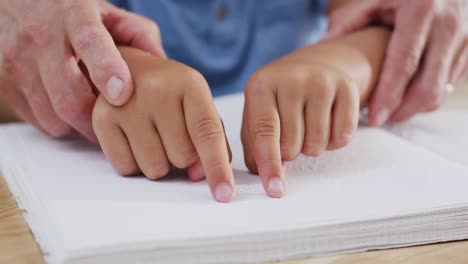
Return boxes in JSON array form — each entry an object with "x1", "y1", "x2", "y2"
[
  {"x1": 92, "y1": 47, "x2": 234, "y2": 203},
  {"x1": 241, "y1": 58, "x2": 360, "y2": 199},
  {"x1": 240, "y1": 27, "x2": 390, "y2": 199}
]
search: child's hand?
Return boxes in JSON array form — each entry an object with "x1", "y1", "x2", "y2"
[
  {"x1": 242, "y1": 44, "x2": 365, "y2": 198},
  {"x1": 92, "y1": 47, "x2": 235, "y2": 203},
  {"x1": 241, "y1": 27, "x2": 390, "y2": 198}
]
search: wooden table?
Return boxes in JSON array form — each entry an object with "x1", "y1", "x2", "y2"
[{"x1": 1, "y1": 83, "x2": 467, "y2": 264}]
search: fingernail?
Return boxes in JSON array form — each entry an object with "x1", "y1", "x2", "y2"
[
  {"x1": 268, "y1": 177, "x2": 285, "y2": 198},
  {"x1": 375, "y1": 108, "x2": 390, "y2": 126},
  {"x1": 106, "y1": 76, "x2": 125, "y2": 101},
  {"x1": 214, "y1": 182, "x2": 233, "y2": 203}
]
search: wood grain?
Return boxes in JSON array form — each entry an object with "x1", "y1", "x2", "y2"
[
  {"x1": 1, "y1": 83, "x2": 467, "y2": 264},
  {"x1": 0, "y1": 175, "x2": 44, "y2": 264}
]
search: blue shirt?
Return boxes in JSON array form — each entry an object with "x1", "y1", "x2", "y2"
[{"x1": 110, "y1": 0, "x2": 328, "y2": 96}]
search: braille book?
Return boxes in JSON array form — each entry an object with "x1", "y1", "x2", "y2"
[{"x1": 1, "y1": 94, "x2": 468, "y2": 264}]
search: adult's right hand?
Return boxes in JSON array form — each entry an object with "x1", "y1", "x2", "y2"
[
  {"x1": 0, "y1": 0, "x2": 165, "y2": 141},
  {"x1": 327, "y1": 0, "x2": 468, "y2": 125}
]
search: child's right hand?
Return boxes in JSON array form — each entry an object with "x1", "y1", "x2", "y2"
[{"x1": 92, "y1": 47, "x2": 235, "y2": 203}]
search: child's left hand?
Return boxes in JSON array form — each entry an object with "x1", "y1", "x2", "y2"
[{"x1": 241, "y1": 44, "x2": 363, "y2": 198}]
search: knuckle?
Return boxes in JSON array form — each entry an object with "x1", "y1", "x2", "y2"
[
  {"x1": 302, "y1": 127, "x2": 326, "y2": 156},
  {"x1": 1, "y1": 45, "x2": 21, "y2": 71},
  {"x1": 54, "y1": 101, "x2": 79, "y2": 122},
  {"x1": 246, "y1": 69, "x2": 271, "y2": 97},
  {"x1": 333, "y1": 127, "x2": 355, "y2": 149},
  {"x1": 422, "y1": 87, "x2": 443, "y2": 108},
  {"x1": 137, "y1": 73, "x2": 173, "y2": 102},
  {"x1": 172, "y1": 147, "x2": 198, "y2": 169},
  {"x1": 377, "y1": 88, "x2": 402, "y2": 109},
  {"x1": 115, "y1": 162, "x2": 139, "y2": 177},
  {"x1": 137, "y1": 71, "x2": 163, "y2": 91},
  {"x1": 193, "y1": 118, "x2": 224, "y2": 144},
  {"x1": 182, "y1": 67, "x2": 207, "y2": 87},
  {"x1": 74, "y1": 24, "x2": 105, "y2": 52},
  {"x1": 41, "y1": 117, "x2": 73, "y2": 138},
  {"x1": 302, "y1": 141, "x2": 325, "y2": 157},
  {"x1": 146, "y1": 18, "x2": 159, "y2": 28},
  {"x1": 307, "y1": 125, "x2": 326, "y2": 143},
  {"x1": 280, "y1": 144, "x2": 300, "y2": 161},
  {"x1": 441, "y1": 11, "x2": 463, "y2": 35},
  {"x1": 19, "y1": 22, "x2": 51, "y2": 48},
  {"x1": 92, "y1": 97, "x2": 114, "y2": 125},
  {"x1": 24, "y1": 90, "x2": 73, "y2": 137},
  {"x1": 307, "y1": 71, "x2": 336, "y2": 98},
  {"x1": 302, "y1": 145, "x2": 324, "y2": 157},
  {"x1": 253, "y1": 119, "x2": 278, "y2": 139},
  {"x1": 144, "y1": 162, "x2": 170, "y2": 180},
  {"x1": 134, "y1": 13, "x2": 160, "y2": 30},
  {"x1": 400, "y1": 52, "x2": 421, "y2": 76},
  {"x1": 286, "y1": 66, "x2": 308, "y2": 86},
  {"x1": 53, "y1": 94, "x2": 94, "y2": 124},
  {"x1": 146, "y1": 19, "x2": 161, "y2": 35},
  {"x1": 338, "y1": 74, "x2": 359, "y2": 92},
  {"x1": 339, "y1": 82, "x2": 360, "y2": 105}
]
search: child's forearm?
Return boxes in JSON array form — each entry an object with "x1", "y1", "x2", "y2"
[{"x1": 320, "y1": 26, "x2": 391, "y2": 105}]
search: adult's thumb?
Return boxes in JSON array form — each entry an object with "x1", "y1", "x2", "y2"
[{"x1": 65, "y1": 1, "x2": 133, "y2": 106}]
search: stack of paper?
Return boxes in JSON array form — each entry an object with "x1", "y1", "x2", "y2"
[{"x1": 1, "y1": 94, "x2": 468, "y2": 264}]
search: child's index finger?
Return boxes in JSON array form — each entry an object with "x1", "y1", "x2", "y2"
[
  {"x1": 183, "y1": 85, "x2": 235, "y2": 203},
  {"x1": 245, "y1": 81, "x2": 285, "y2": 198}
]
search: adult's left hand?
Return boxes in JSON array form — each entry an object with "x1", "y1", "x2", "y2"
[{"x1": 327, "y1": 0, "x2": 468, "y2": 125}]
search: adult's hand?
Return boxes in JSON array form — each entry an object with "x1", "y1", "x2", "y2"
[
  {"x1": 327, "y1": 0, "x2": 468, "y2": 125},
  {"x1": 0, "y1": 0, "x2": 165, "y2": 141}
]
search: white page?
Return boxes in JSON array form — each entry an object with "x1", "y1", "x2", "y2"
[
  {"x1": 1, "y1": 94, "x2": 468, "y2": 263},
  {"x1": 386, "y1": 110, "x2": 468, "y2": 165}
]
